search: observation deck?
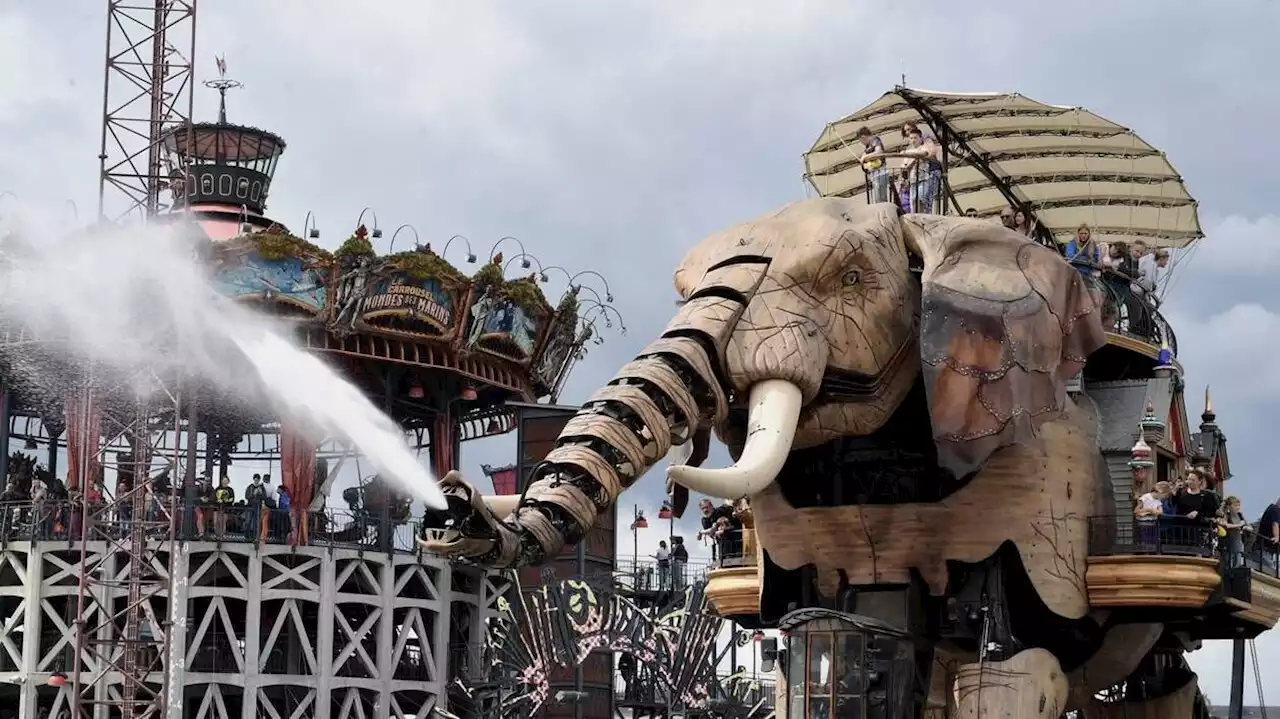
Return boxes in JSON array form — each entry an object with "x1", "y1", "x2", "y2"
[
  {"x1": 161, "y1": 121, "x2": 286, "y2": 218},
  {"x1": 1085, "y1": 515, "x2": 1280, "y2": 638},
  {"x1": 0, "y1": 499, "x2": 502, "y2": 718},
  {"x1": 703, "y1": 508, "x2": 763, "y2": 624}
]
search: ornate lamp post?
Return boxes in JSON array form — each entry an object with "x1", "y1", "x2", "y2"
[{"x1": 629, "y1": 505, "x2": 648, "y2": 570}]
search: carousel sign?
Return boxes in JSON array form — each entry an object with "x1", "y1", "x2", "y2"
[{"x1": 361, "y1": 280, "x2": 453, "y2": 327}]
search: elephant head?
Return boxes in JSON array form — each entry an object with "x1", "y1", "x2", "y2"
[{"x1": 421, "y1": 198, "x2": 1105, "y2": 568}]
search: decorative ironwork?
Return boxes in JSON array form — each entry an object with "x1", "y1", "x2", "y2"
[{"x1": 447, "y1": 576, "x2": 739, "y2": 718}]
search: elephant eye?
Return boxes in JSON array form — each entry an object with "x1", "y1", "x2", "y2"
[{"x1": 841, "y1": 270, "x2": 860, "y2": 287}]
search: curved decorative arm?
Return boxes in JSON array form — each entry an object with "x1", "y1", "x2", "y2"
[
  {"x1": 389, "y1": 224, "x2": 419, "y2": 254},
  {"x1": 567, "y1": 270, "x2": 614, "y2": 303},
  {"x1": 503, "y1": 252, "x2": 541, "y2": 275},
  {"x1": 356, "y1": 207, "x2": 382, "y2": 238},
  {"x1": 489, "y1": 236, "x2": 528, "y2": 263},
  {"x1": 302, "y1": 211, "x2": 320, "y2": 240},
  {"x1": 443, "y1": 235, "x2": 477, "y2": 264},
  {"x1": 578, "y1": 300, "x2": 626, "y2": 334}
]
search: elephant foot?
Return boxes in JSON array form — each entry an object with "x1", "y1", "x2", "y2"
[
  {"x1": 954, "y1": 648, "x2": 1067, "y2": 719},
  {"x1": 418, "y1": 470, "x2": 520, "y2": 565}
]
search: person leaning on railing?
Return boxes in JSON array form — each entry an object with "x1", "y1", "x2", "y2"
[
  {"x1": 1134, "y1": 480, "x2": 1169, "y2": 550},
  {"x1": 855, "y1": 126, "x2": 892, "y2": 204},
  {"x1": 1064, "y1": 224, "x2": 1103, "y2": 276},
  {"x1": 1258, "y1": 496, "x2": 1280, "y2": 574},
  {"x1": 1217, "y1": 496, "x2": 1249, "y2": 568},
  {"x1": 213, "y1": 474, "x2": 235, "y2": 539},
  {"x1": 900, "y1": 121, "x2": 942, "y2": 214}
]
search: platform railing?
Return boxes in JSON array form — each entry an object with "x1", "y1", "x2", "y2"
[
  {"x1": 859, "y1": 152, "x2": 946, "y2": 215},
  {"x1": 615, "y1": 556, "x2": 713, "y2": 593},
  {"x1": 1076, "y1": 267, "x2": 1177, "y2": 353},
  {"x1": 1087, "y1": 514, "x2": 1278, "y2": 602},
  {"x1": 712, "y1": 527, "x2": 756, "y2": 570},
  {"x1": 0, "y1": 499, "x2": 428, "y2": 555}
]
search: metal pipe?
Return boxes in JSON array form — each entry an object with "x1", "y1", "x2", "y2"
[
  {"x1": 0, "y1": 376, "x2": 10, "y2": 487},
  {"x1": 67, "y1": 376, "x2": 95, "y2": 719}
]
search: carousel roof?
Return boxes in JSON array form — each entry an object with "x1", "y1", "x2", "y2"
[{"x1": 803, "y1": 88, "x2": 1203, "y2": 249}]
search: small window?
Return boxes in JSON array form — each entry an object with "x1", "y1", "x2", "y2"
[
  {"x1": 200, "y1": 174, "x2": 214, "y2": 194},
  {"x1": 236, "y1": 177, "x2": 249, "y2": 199},
  {"x1": 250, "y1": 181, "x2": 262, "y2": 202},
  {"x1": 218, "y1": 174, "x2": 232, "y2": 195}
]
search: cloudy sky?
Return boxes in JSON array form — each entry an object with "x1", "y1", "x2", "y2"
[{"x1": 3, "y1": 0, "x2": 1279, "y2": 705}]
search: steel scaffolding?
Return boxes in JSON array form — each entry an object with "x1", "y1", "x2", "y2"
[
  {"x1": 97, "y1": 0, "x2": 198, "y2": 222},
  {"x1": 68, "y1": 370, "x2": 185, "y2": 719}
]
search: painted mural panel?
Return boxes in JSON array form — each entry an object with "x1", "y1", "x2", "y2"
[
  {"x1": 213, "y1": 252, "x2": 327, "y2": 314},
  {"x1": 466, "y1": 288, "x2": 542, "y2": 361}
]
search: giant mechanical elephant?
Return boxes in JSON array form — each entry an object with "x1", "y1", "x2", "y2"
[{"x1": 422, "y1": 199, "x2": 1183, "y2": 717}]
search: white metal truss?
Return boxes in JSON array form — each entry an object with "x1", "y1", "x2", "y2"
[
  {"x1": 4, "y1": 506, "x2": 493, "y2": 718},
  {"x1": 98, "y1": 0, "x2": 198, "y2": 222}
]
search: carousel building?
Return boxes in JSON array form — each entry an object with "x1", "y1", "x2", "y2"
[{"x1": 0, "y1": 77, "x2": 618, "y2": 719}]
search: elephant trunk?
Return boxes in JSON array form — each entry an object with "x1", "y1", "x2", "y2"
[
  {"x1": 495, "y1": 256, "x2": 779, "y2": 567},
  {"x1": 499, "y1": 331, "x2": 729, "y2": 566}
]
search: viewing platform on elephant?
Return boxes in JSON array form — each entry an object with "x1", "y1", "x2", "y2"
[
  {"x1": 704, "y1": 521, "x2": 764, "y2": 624},
  {"x1": 1086, "y1": 513, "x2": 1280, "y2": 638}
]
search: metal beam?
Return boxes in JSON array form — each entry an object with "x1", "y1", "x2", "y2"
[{"x1": 896, "y1": 86, "x2": 1056, "y2": 247}]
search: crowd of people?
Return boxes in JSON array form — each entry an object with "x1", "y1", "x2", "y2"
[
  {"x1": 856, "y1": 123, "x2": 1175, "y2": 335},
  {"x1": 1133, "y1": 469, "x2": 1280, "y2": 573},
  {"x1": 0, "y1": 465, "x2": 340, "y2": 547},
  {"x1": 857, "y1": 122, "x2": 943, "y2": 214}
]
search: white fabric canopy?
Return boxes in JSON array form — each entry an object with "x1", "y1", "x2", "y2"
[{"x1": 803, "y1": 88, "x2": 1203, "y2": 248}]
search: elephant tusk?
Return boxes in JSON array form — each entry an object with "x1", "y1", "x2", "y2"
[{"x1": 666, "y1": 379, "x2": 801, "y2": 499}]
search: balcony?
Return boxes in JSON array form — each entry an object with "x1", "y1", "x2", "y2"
[
  {"x1": 1077, "y1": 266, "x2": 1178, "y2": 359},
  {"x1": 1085, "y1": 515, "x2": 1280, "y2": 637},
  {"x1": 0, "y1": 499, "x2": 426, "y2": 555},
  {"x1": 704, "y1": 520, "x2": 763, "y2": 620}
]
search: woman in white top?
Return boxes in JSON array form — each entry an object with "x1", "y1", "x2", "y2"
[{"x1": 1136, "y1": 481, "x2": 1170, "y2": 550}]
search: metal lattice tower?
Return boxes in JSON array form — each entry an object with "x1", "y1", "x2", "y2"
[
  {"x1": 69, "y1": 371, "x2": 185, "y2": 719},
  {"x1": 97, "y1": 0, "x2": 198, "y2": 222}
]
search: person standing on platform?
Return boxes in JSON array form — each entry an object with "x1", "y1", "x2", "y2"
[
  {"x1": 671, "y1": 536, "x2": 689, "y2": 589},
  {"x1": 654, "y1": 540, "x2": 670, "y2": 591}
]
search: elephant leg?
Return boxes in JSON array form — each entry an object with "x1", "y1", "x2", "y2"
[
  {"x1": 1076, "y1": 672, "x2": 1200, "y2": 719},
  {"x1": 926, "y1": 647, "x2": 973, "y2": 718},
  {"x1": 953, "y1": 648, "x2": 1067, "y2": 719}
]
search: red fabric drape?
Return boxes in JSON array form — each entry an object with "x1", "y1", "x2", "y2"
[
  {"x1": 488, "y1": 466, "x2": 517, "y2": 495},
  {"x1": 64, "y1": 392, "x2": 102, "y2": 499},
  {"x1": 280, "y1": 424, "x2": 317, "y2": 545},
  {"x1": 431, "y1": 414, "x2": 456, "y2": 483}
]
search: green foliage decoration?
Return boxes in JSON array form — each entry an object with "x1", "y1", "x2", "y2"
[
  {"x1": 472, "y1": 262, "x2": 504, "y2": 289},
  {"x1": 250, "y1": 232, "x2": 332, "y2": 263},
  {"x1": 335, "y1": 230, "x2": 376, "y2": 261},
  {"x1": 384, "y1": 250, "x2": 468, "y2": 287},
  {"x1": 501, "y1": 276, "x2": 549, "y2": 314}
]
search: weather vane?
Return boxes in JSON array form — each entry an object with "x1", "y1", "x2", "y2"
[{"x1": 203, "y1": 54, "x2": 242, "y2": 124}]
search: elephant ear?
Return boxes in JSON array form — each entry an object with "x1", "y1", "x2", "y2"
[{"x1": 901, "y1": 215, "x2": 1106, "y2": 479}]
